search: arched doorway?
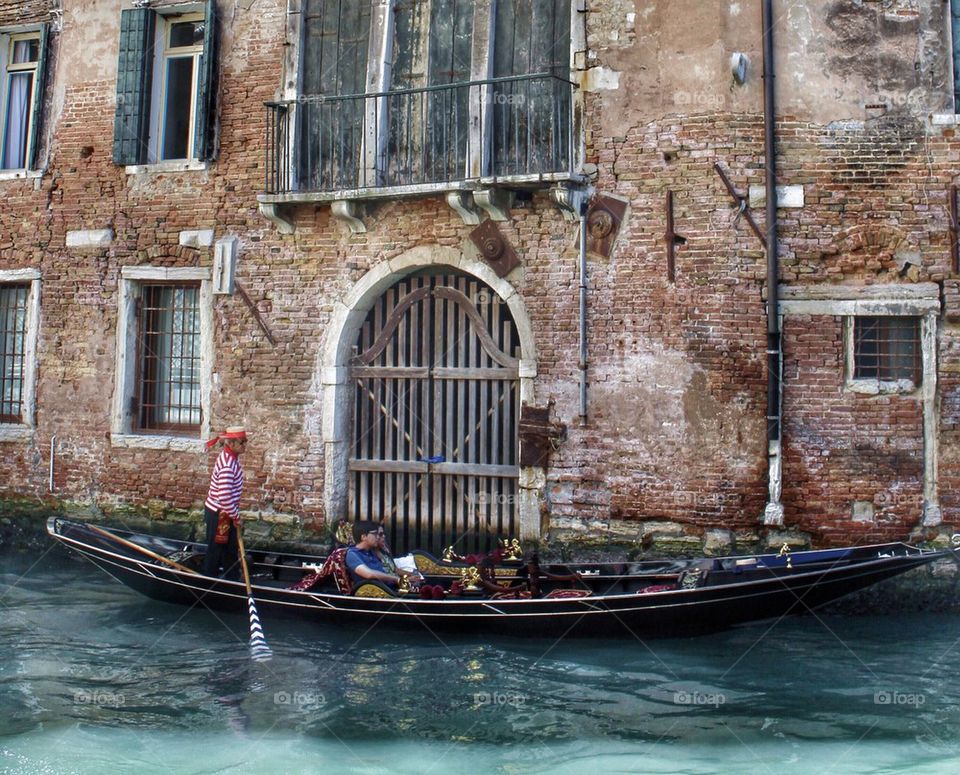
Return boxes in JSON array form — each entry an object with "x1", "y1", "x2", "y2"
[{"x1": 348, "y1": 269, "x2": 520, "y2": 554}]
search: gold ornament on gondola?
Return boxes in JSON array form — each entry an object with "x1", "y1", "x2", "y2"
[
  {"x1": 334, "y1": 519, "x2": 353, "y2": 547},
  {"x1": 778, "y1": 543, "x2": 793, "y2": 569},
  {"x1": 500, "y1": 538, "x2": 522, "y2": 561},
  {"x1": 397, "y1": 574, "x2": 411, "y2": 594},
  {"x1": 461, "y1": 566, "x2": 481, "y2": 591},
  {"x1": 442, "y1": 545, "x2": 465, "y2": 563}
]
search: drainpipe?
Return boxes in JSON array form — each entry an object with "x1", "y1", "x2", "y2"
[
  {"x1": 579, "y1": 195, "x2": 589, "y2": 423},
  {"x1": 762, "y1": 0, "x2": 784, "y2": 526},
  {"x1": 953, "y1": 1, "x2": 960, "y2": 110}
]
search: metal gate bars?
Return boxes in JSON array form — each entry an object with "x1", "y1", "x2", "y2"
[{"x1": 349, "y1": 271, "x2": 520, "y2": 554}]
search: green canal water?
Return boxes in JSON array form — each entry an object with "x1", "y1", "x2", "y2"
[{"x1": 2, "y1": 549, "x2": 959, "y2": 774}]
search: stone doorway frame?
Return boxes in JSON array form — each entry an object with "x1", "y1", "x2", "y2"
[{"x1": 318, "y1": 245, "x2": 543, "y2": 540}]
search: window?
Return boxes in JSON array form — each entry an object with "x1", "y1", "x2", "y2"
[
  {"x1": 0, "y1": 26, "x2": 49, "y2": 171},
  {"x1": 853, "y1": 316, "x2": 921, "y2": 385},
  {"x1": 281, "y1": 0, "x2": 576, "y2": 193},
  {"x1": 0, "y1": 270, "x2": 40, "y2": 436},
  {"x1": 113, "y1": 268, "x2": 212, "y2": 448},
  {"x1": 0, "y1": 284, "x2": 28, "y2": 422},
  {"x1": 113, "y1": 2, "x2": 217, "y2": 166},
  {"x1": 137, "y1": 284, "x2": 201, "y2": 431}
]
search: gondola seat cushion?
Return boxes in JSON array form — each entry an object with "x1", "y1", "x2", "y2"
[{"x1": 288, "y1": 547, "x2": 352, "y2": 593}]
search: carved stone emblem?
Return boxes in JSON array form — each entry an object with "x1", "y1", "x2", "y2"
[
  {"x1": 469, "y1": 219, "x2": 520, "y2": 277},
  {"x1": 586, "y1": 195, "x2": 629, "y2": 259}
]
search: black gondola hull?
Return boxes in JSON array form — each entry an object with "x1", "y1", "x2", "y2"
[{"x1": 47, "y1": 517, "x2": 954, "y2": 639}]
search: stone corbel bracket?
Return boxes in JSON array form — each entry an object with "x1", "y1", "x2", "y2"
[
  {"x1": 474, "y1": 188, "x2": 515, "y2": 221},
  {"x1": 258, "y1": 202, "x2": 295, "y2": 235},
  {"x1": 446, "y1": 191, "x2": 481, "y2": 225},
  {"x1": 331, "y1": 200, "x2": 367, "y2": 233},
  {"x1": 551, "y1": 184, "x2": 590, "y2": 222}
]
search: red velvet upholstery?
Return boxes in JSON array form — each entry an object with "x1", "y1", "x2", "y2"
[{"x1": 288, "y1": 547, "x2": 352, "y2": 593}]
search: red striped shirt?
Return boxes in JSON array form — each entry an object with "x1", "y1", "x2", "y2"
[{"x1": 205, "y1": 447, "x2": 244, "y2": 519}]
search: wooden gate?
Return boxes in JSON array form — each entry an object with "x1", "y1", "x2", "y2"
[{"x1": 349, "y1": 271, "x2": 520, "y2": 554}]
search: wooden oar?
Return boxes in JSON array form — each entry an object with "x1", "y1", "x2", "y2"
[
  {"x1": 235, "y1": 526, "x2": 273, "y2": 662},
  {"x1": 88, "y1": 524, "x2": 198, "y2": 574}
]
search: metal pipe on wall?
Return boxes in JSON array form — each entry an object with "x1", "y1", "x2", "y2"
[
  {"x1": 762, "y1": 0, "x2": 784, "y2": 523},
  {"x1": 579, "y1": 197, "x2": 589, "y2": 423},
  {"x1": 49, "y1": 436, "x2": 56, "y2": 492},
  {"x1": 952, "y1": 0, "x2": 960, "y2": 110}
]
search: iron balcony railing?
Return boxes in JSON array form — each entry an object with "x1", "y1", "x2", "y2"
[{"x1": 264, "y1": 73, "x2": 576, "y2": 196}]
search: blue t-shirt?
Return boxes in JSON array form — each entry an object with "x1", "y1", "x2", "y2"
[{"x1": 345, "y1": 547, "x2": 387, "y2": 584}]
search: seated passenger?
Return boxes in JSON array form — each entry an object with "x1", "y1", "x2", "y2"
[{"x1": 345, "y1": 521, "x2": 401, "y2": 589}]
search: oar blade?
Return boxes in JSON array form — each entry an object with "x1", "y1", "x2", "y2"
[{"x1": 247, "y1": 596, "x2": 273, "y2": 662}]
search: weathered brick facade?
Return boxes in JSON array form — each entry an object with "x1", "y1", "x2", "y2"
[{"x1": 1, "y1": 0, "x2": 958, "y2": 551}]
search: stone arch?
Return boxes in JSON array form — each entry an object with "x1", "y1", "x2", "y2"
[{"x1": 317, "y1": 245, "x2": 541, "y2": 539}]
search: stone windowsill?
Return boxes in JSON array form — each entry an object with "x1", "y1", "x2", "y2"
[
  {"x1": 0, "y1": 424, "x2": 34, "y2": 442},
  {"x1": 846, "y1": 378, "x2": 917, "y2": 396},
  {"x1": 257, "y1": 172, "x2": 587, "y2": 205},
  {"x1": 125, "y1": 160, "x2": 210, "y2": 175},
  {"x1": 0, "y1": 169, "x2": 42, "y2": 182},
  {"x1": 110, "y1": 433, "x2": 205, "y2": 452}
]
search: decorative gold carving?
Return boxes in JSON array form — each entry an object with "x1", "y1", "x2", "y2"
[
  {"x1": 461, "y1": 566, "x2": 481, "y2": 592},
  {"x1": 499, "y1": 538, "x2": 522, "y2": 561},
  {"x1": 334, "y1": 519, "x2": 353, "y2": 547},
  {"x1": 416, "y1": 552, "x2": 466, "y2": 576},
  {"x1": 354, "y1": 583, "x2": 394, "y2": 598}
]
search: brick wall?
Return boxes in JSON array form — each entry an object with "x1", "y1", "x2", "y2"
[{"x1": 0, "y1": 0, "x2": 957, "y2": 548}]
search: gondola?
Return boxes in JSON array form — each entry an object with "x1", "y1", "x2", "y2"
[{"x1": 46, "y1": 517, "x2": 959, "y2": 638}]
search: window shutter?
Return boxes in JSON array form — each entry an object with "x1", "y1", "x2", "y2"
[
  {"x1": 112, "y1": 8, "x2": 155, "y2": 166},
  {"x1": 26, "y1": 23, "x2": 50, "y2": 170},
  {"x1": 193, "y1": 0, "x2": 217, "y2": 161}
]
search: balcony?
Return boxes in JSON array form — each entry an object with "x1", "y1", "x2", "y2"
[{"x1": 260, "y1": 73, "x2": 580, "y2": 213}]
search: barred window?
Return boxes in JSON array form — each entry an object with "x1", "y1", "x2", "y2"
[
  {"x1": 853, "y1": 316, "x2": 921, "y2": 384},
  {"x1": 137, "y1": 283, "x2": 201, "y2": 431},
  {"x1": 0, "y1": 283, "x2": 28, "y2": 422}
]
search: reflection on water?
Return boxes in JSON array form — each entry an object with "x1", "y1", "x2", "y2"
[{"x1": 2, "y1": 550, "x2": 960, "y2": 774}]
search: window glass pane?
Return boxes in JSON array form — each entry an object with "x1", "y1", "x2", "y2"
[
  {"x1": 0, "y1": 285, "x2": 29, "y2": 422},
  {"x1": 169, "y1": 21, "x2": 204, "y2": 49},
  {"x1": 853, "y1": 316, "x2": 921, "y2": 384},
  {"x1": 139, "y1": 285, "x2": 201, "y2": 431},
  {"x1": 160, "y1": 56, "x2": 195, "y2": 160},
  {"x1": 10, "y1": 38, "x2": 39, "y2": 65},
  {"x1": 2, "y1": 70, "x2": 33, "y2": 169}
]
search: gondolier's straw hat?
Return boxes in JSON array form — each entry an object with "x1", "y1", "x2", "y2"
[{"x1": 206, "y1": 426, "x2": 248, "y2": 449}]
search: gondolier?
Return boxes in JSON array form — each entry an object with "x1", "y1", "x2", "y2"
[{"x1": 203, "y1": 426, "x2": 248, "y2": 579}]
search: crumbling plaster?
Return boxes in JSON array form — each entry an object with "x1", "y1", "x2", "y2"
[{"x1": 587, "y1": 0, "x2": 952, "y2": 137}]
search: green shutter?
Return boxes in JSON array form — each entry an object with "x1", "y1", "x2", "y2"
[
  {"x1": 112, "y1": 8, "x2": 155, "y2": 165},
  {"x1": 26, "y1": 23, "x2": 49, "y2": 170},
  {"x1": 193, "y1": 0, "x2": 217, "y2": 161}
]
